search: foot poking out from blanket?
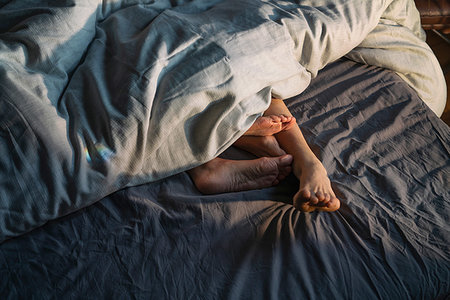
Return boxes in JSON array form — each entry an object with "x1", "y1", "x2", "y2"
[
  {"x1": 233, "y1": 100, "x2": 340, "y2": 212},
  {"x1": 293, "y1": 160, "x2": 340, "y2": 212},
  {"x1": 244, "y1": 115, "x2": 296, "y2": 136},
  {"x1": 189, "y1": 114, "x2": 295, "y2": 194},
  {"x1": 233, "y1": 114, "x2": 295, "y2": 157},
  {"x1": 189, "y1": 155, "x2": 293, "y2": 194},
  {"x1": 189, "y1": 106, "x2": 340, "y2": 212}
]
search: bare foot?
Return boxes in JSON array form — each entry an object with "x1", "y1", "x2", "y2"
[
  {"x1": 188, "y1": 155, "x2": 293, "y2": 194},
  {"x1": 245, "y1": 115, "x2": 296, "y2": 136},
  {"x1": 293, "y1": 160, "x2": 340, "y2": 212},
  {"x1": 233, "y1": 135, "x2": 286, "y2": 157}
]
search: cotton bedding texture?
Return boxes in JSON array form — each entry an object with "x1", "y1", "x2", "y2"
[
  {"x1": 0, "y1": 0, "x2": 449, "y2": 297},
  {"x1": 1, "y1": 57, "x2": 449, "y2": 299}
]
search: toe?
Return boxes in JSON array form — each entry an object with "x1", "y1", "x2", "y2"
[
  {"x1": 317, "y1": 196, "x2": 340, "y2": 212},
  {"x1": 279, "y1": 154, "x2": 293, "y2": 166},
  {"x1": 310, "y1": 196, "x2": 319, "y2": 205},
  {"x1": 299, "y1": 189, "x2": 311, "y2": 202},
  {"x1": 316, "y1": 191, "x2": 325, "y2": 202},
  {"x1": 271, "y1": 115, "x2": 281, "y2": 123},
  {"x1": 280, "y1": 115, "x2": 289, "y2": 122},
  {"x1": 329, "y1": 197, "x2": 340, "y2": 210},
  {"x1": 277, "y1": 166, "x2": 291, "y2": 181},
  {"x1": 300, "y1": 203, "x2": 316, "y2": 212}
]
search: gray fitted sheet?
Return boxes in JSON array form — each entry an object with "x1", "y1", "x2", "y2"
[{"x1": 0, "y1": 59, "x2": 448, "y2": 299}]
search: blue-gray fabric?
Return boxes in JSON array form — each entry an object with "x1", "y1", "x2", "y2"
[
  {"x1": 0, "y1": 59, "x2": 448, "y2": 299},
  {"x1": 0, "y1": 1, "x2": 446, "y2": 243}
]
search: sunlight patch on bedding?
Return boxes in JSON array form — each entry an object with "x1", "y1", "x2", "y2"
[{"x1": 85, "y1": 143, "x2": 114, "y2": 164}]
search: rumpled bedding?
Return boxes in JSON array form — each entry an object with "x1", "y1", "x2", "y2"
[
  {"x1": 1, "y1": 58, "x2": 448, "y2": 299},
  {"x1": 0, "y1": 1, "x2": 446, "y2": 243}
]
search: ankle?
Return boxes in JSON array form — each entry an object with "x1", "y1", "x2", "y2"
[{"x1": 294, "y1": 157, "x2": 324, "y2": 178}]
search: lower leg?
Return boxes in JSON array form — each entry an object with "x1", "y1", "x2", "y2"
[{"x1": 265, "y1": 98, "x2": 340, "y2": 212}]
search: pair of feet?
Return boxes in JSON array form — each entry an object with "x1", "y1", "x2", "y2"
[{"x1": 188, "y1": 115, "x2": 340, "y2": 212}]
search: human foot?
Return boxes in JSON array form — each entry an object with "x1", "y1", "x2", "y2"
[
  {"x1": 245, "y1": 115, "x2": 296, "y2": 136},
  {"x1": 293, "y1": 160, "x2": 340, "y2": 212},
  {"x1": 188, "y1": 155, "x2": 293, "y2": 194},
  {"x1": 233, "y1": 135, "x2": 286, "y2": 157}
]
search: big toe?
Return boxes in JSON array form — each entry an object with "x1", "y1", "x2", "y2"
[{"x1": 278, "y1": 154, "x2": 293, "y2": 166}]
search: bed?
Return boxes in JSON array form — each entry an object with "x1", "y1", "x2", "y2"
[{"x1": 0, "y1": 0, "x2": 449, "y2": 299}]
